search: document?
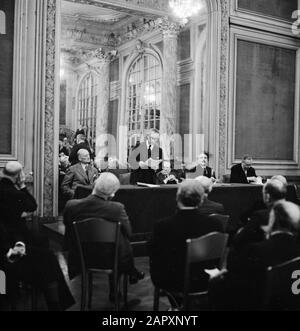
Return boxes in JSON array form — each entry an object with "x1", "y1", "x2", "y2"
[{"x1": 137, "y1": 182, "x2": 160, "y2": 188}]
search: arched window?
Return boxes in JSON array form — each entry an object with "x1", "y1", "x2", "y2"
[
  {"x1": 126, "y1": 53, "x2": 162, "y2": 150},
  {"x1": 0, "y1": 10, "x2": 6, "y2": 35},
  {"x1": 77, "y1": 72, "x2": 98, "y2": 151}
]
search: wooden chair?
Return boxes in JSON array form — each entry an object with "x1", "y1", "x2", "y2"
[
  {"x1": 153, "y1": 232, "x2": 229, "y2": 311},
  {"x1": 263, "y1": 257, "x2": 300, "y2": 311},
  {"x1": 208, "y1": 214, "x2": 230, "y2": 232},
  {"x1": 73, "y1": 218, "x2": 128, "y2": 311}
]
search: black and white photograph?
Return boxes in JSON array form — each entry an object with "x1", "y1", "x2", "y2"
[{"x1": 1, "y1": 0, "x2": 300, "y2": 317}]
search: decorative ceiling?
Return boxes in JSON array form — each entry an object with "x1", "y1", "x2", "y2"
[
  {"x1": 61, "y1": 1, "x2": 130, "y2": 23},
  {"x1": 61, "y1": 0, "x2": 168, "y2": 65}
]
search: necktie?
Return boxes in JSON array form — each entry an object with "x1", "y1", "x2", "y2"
[
  {"x1": 148, "y1": 145, "x2": 152, "y2": 159},
  {"x1": 85, "y1": 166, "x2": 90, "y2": 184}
]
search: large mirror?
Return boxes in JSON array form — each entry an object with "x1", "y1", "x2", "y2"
[{"x1": 58, "y1": 0, "x2": 211, "y2": 211}]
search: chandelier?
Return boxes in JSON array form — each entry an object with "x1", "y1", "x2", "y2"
[{"x1": 169, "y1": 0, "x2": 203, "y2": 24}]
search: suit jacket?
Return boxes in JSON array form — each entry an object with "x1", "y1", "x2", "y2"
[
  {"x1": 61, "y1": 163, "x2": 98, "y2": 199},
  {"x1": 230, "y1": 163, "x2": 256, "y2": 184},
  {"x1": 129, "y1": 142, "x2": 163, "y2": 184},
  {"x1": 233, "y1": 209, "x2": 269, "y2": 251},
  {"x1": 185, "y1": 166, "x2": 215, "y2": 180},
  {"x1": 0, "y1": 178, "x2": 37, "y2": 257},
  {"x1": 69, "y1": 142, "x2": 93, "y2": 165},
  {"x1": 198, "y1": 197, "x2": 225, "y2": 217},
  {"x1": 149, "y1": 209, "x2": 225, "y2": 291},
  {"x1": 63, "y1": 195, "x2": 134, "y2": 279}
]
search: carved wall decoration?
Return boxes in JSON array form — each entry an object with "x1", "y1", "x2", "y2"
[
  {"x1": 44, "y1": 0, "x2": 57, "y2": 217},
  {"x1": 218, "y1": 0, "x2": 229, "y2": 176}
]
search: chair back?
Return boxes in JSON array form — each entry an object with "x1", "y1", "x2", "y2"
[
  {"x1": 263, "y1": 256, "x2": 300, "y2": 310},
  {"x1": 73, "y1": 218, "x2": 121, "y2": 274},
  {"x1": 182, "y1": 232, "x2": 229, "y2": 310},
  {"x1": 208, "y1": 214, "x2": 230, "y2": 232},
  {"x1": 186, "y1": 232, "x2": 229, "y2": 266}
]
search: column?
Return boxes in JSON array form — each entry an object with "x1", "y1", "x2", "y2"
[
  {"x1": 88, "y1": 49, "x2": 116, "y2": 162},
  {"x1": 159, "y1": 18, "x2": 180, "y2": 162}
]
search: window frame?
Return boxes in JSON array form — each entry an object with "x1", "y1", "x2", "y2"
[
  {"x1": 77, "y1": 71, "x2": 98, "y2": 151},
  {"x1": 126, "y1": 52, "x2": 162, "y2": 151}
]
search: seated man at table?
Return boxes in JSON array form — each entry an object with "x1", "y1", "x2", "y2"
[
  {"x1": 210, "y1": 200, "x2": 300, "y2": 310},
  {"x1": 0, "y1": 161, "x2": 74, "y2": 311},
  {"x1": 196, "y1": 176, "x2": 225, "y2": 217},
  {"x1": 230, "y1": 155, "x2": 257, "y2": 184},
  {"x1": 128, "y1": 130, "x2": 163, "y2": 185},
  {"x1": 61, "y1": 149, "x2": 99, "y2": 200},
  {"x1": 149, "y1": 180, "x2": 224, "y2": 307},
  {"x1": 63, "y1": 173, "x2": 144, "y2": 301},
  {"x1": 185, "y1": 153, "x2": 216, "y2": 180}
]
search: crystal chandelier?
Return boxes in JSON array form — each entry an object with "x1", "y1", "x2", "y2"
[{"x1": 169, "y1": 0, "x2": 203, "y2": 24}]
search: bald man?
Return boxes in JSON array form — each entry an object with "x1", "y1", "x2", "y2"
[
  {"x1": 0, "y1": 162, "x2": 37, "y2": 244},
  {"x1": 61, "y1": 149, "x2": 99, "y2": 199},
  {"x1": 0, "y1": 162, "x2": 74, "y2": 310},
  {"x1": 196, "y1": 176, "x2": 225, "y2": 217},
  {"x1": 63, "y1": 173, "x2": 144, "y2": 301}
]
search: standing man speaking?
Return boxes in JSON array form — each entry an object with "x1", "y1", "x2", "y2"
[{"x1": 129, "y1": 129, "x2": 163, "y2": 185}]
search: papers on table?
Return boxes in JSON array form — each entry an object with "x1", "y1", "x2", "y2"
[{"x1": 137, "y1": 182, "x2": 160, "y2": 188}]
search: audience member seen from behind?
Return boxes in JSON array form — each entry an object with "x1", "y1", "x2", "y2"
[
  {"x1": 230, "y1": 155, "x2": 257, "y2": 184},
  {"x1": 234, "y1": 179, "x2": 287, "y2": 250},
  {"x1": 61, "y1": 149, "x2": 99, "y2": 200},
  {"x1": 63, "y1": 173, "x2": 144, "y2": 302},
  {"x1": 69, "y1": 134, "x2": 93, "y2": 166},
  {"x1": 195, "y1": 176, "x2": 225, "y2": 217},
  {"x1": 0, "y1": 161, "x2": 74, "y2": 311},
  {"x1": 149, "y1": 180, "x2": 224, "y2": 308},
  {"x1": 185, "y1": 153, "x2": 216, "y2": 180},
  {"x1": 210, "y1": 200, "x2": 300, "y2": 311}
]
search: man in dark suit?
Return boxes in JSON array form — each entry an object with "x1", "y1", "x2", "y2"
[
  {"x1": 185, "y1": 153, "x2": 216, "y2": 180},
  {"x1": 61, "y1": 149, "x2": 99, "y2": 199},
  {"x1": 0, "y1": 162, "x2": 74, "y2": 311},
  {"x1": 129, "y1": 130, "x2": 163, "y2": 185},
  {"x1": 63, "y1": 172, "x2": 144, "y2": 300},
  {"x1": 69, "y1": 134, "x2": 93, "y2": 166},
  {"x1": 149, "y1": 180, "x2": 224, "y2": 304},
  {"x1": 233, "y1": 179, "x2": 287, "y2": 250},
  {"x1": 230, "y1": 155, "x2": 257, "y2": 184},
  {"x1": 210, "y1": 201, "x2": 300, "y2": 310},
  {"x1": 196, "y1": 176, "x2": 225, "y2": 217}
]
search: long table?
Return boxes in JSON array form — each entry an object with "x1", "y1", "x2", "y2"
[{"x1": 75, "y1": 184, "x2": 298, "y2": 238}]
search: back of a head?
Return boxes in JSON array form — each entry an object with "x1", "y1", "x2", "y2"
[
  {"x1": 272, "y1": 201, "x2": 300, "y2": 232},
  {"x1": 195, "y1": 176, "x2": 213, "y2": 194},
  {"x1": 3, "y1": 161, "x2": 23, "y2": 178},
  {"x1": 177, "y1": 180, "x2": 205, "y2": 208},
  {"x1": 264, "y1": 179, "x2": 287, "y2": 202},
  {"x1": 271, "y1": 175, "x2": 288, "y2": 186},
  {"x1": 93, "y1": 172, "x2": 120, "y2": 198}
]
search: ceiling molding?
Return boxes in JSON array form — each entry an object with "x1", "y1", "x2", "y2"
[{"x1": 62, "y1": 0, "x2": 169, "y2": 17}]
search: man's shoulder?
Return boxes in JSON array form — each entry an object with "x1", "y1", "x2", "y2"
[
  {"x1": 67, "y1": 164, "x2": 81, "y2": 172},
  {"x1": 231, "y1": 164, "x2": 241, "y2": 171},
  {"x1": 65, "y1": 197, "x2": 87, "y2": 209},
  {"x1": 105, "y1": 200, "x2": 126, "y2": 211},
  {"x1": 154, "y1": 215, "x2": 175, "y2": 231}
]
